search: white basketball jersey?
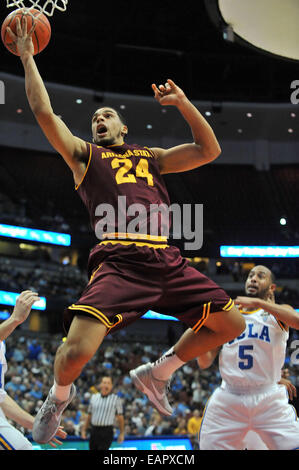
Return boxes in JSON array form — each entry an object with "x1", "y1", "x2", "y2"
[
  {"x1": 0, "y1": 341, "x2": 7, "y2": 404},
  {"x1": 219, "y1": 308, "x2": 289, "y2": 391}
]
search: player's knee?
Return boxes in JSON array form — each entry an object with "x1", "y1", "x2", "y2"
[{"x1": 61, "y1": 340, "x2": 94, "y2": 368}]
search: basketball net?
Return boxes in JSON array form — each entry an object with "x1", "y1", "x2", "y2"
[{"x1": 6, "y1": 0, "x2": 68, "y2": 16}]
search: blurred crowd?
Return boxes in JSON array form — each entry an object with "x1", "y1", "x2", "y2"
[
  {"x1": 0, "y1": 191, "x2": 88, "y2": 235},
  {"x1": 3, "y1": 331, "x2": 299, "y2": 450},
  {"x1": 0, "y1": 256, "x2": 87, "y2": 303}
]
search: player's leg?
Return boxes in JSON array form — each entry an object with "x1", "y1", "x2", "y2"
[
  {"x1": 173, "y1": 305, "x2": 245, "y2": 362},
  {"x1": 54, "y1": 315, "x2": 108, "y2": 386},
  {"x1": 33, "y1": 247, "x2": 157, "y2": 443},
  {"x1": 130, "y1": 306, "x2": 244, "y2": 415},
  {"x1": 0, "y1": 416, "x2": 32, "y2": 450},
  {"x1": 130, "y1": 257, "x2": 246, "y2": 415},
  {"x1": 253, "y1": 385, "x2": 299, "y2": 450},
  {"x1": 33, "y1": 316, "x2": 107, "y2": 444},
  {"x1": 242, "y1": 430, "x2": 269, "y2": 450},
  {"x1": 199, "y1": 388, "x2": 248, "y2": 450}
]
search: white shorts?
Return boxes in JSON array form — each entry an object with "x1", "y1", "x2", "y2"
[
  {"x1": 199, "y1": 384, "x2": 299, "y2": 450},
  {"x1": 0, "y1": 416, "x2": 32, "y2": 450},
  {"x1": 243, "y1": 430, "x2": 268, "y2": 450}
]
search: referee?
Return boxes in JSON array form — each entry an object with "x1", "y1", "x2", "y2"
[{"x1": 81, "y1": 375, "x2": 125, "y2": 450}]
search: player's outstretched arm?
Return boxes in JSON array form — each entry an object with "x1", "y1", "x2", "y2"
[
  {"x1": 1, "y1": 393, "x2": 37, "y2": 430},
  {"x1": 235, "y1": 296, "x2": 299, "y2": 330},
  {"x1": 1, "y1": 394, "x2": 67, "y2": 448},
  {"x1": 0, "y1": 291, "x2": 40, "y2": 341},
  {"x1": 6, "y1": 17, "x2": 88, "y2": 181},
  {"x1": 150, "y1": 79, "x2": 221, "y2": 174}
]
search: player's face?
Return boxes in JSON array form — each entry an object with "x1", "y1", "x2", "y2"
[
  {"x1": 99, "y1": 377, "x2": 113, "y2": 396},
  {"x1": 245, "y1": 266, "x2": 274, "y2": 299},
  {"x1": 91, "y1": 107, "x2": 127, "y2": 146}
]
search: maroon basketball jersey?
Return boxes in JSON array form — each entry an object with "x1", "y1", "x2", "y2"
[{"x1": 76, "y1": 142, "x2": 171, "y2": 240}]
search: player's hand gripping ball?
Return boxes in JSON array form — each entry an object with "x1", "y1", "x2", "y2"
[{"x1": 1, "y1": 8, "x2": 51, "y2": 56}]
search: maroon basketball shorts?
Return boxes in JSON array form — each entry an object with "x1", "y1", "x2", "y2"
[{"x1": 64, "y1": 240, "x2": 234, "y2": 336}]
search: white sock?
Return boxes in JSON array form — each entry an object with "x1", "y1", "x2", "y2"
[
  {"x1": 52, "y1": 380, "x2": 72, "y2": 402},
  {"x1": 151, "y1": 347, "x2": 186, "y2": 381}
]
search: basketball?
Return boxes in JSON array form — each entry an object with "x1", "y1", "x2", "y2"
[{"x1": 1, "y1": 8, "x2": 51, "y2": 56}]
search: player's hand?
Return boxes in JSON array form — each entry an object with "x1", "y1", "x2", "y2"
[
  {"x1": 6, "y1": 16, "x2": 36, "y2": 57},
  {"x1": 278, "y1": 378, "x2": 297, "y2": 401},
  {"x1": 234, "y1": 296, "x2": 260, "y2": 309},
  {"x1": 11, "y1": 290, "x2": 40, "y2": 325},
  {"x1": 47, "y1": 426, "x2": 67, "y2": 448},
  {"x1": 152, "y1": 79, "x2": 186, "y2": 107}
]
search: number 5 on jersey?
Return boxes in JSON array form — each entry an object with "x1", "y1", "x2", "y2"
[
  {"x1": 238, "y1": 345, "x2": 254, "y2": 370},
  {"x1": 112, "y1": 158, "x2": 154, "y2": 186}
]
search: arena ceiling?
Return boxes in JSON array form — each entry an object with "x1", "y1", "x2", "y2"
[{"x1": 1, "y1": 0, "x2": 299, "y2": 103}]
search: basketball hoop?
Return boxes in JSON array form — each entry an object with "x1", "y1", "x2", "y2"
[{"x1": 6, "y1": 0, "x2": 68, "y2": 17}]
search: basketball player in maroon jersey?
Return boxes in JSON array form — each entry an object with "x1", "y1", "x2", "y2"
[{"x1": 7, "y1": 18, "x2": 245, "y2": 444}]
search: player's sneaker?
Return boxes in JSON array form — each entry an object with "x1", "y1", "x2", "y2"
[
  {"x1": 32, "y1": 384, "x2": 76, "y2": 444},
  {"x1": 129, "y1": 363, "x2": 173, "y2": 416}
]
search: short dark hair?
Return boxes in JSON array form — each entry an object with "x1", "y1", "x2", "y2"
[
  {"x1": 92, "y1": 107, "x2": 127, "y2": 127},
  {"x1": 116, "y1": 109, "x2": 127, "y2": 127}
]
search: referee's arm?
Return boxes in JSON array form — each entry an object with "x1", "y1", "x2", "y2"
[
  {"x1": 116, "y1": 414, "x2": 125, "y2": 443},
  {"x1": 81, "y1": 412, "x2": 91, "y2": 440}
]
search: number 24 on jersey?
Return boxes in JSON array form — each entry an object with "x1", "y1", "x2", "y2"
[{"x1": 111, "y1": 158, "x2": 154, "y2": 186}]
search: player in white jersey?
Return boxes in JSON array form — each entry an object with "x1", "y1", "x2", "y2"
[
  {"x1": 197, "y1": 265, "x2": 299, "y2": 450},
  {"x1": 0, "y1": 291, "x2": 66, "y2": 450}
]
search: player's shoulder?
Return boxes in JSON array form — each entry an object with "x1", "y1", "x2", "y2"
[
  {"x1": 73, "y1": 137, "x2": 90, "y2": 158},
  {"x1": 149, "y1": 147, "x2": 164, "y2": 159}
]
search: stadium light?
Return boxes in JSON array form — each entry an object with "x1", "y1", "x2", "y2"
[
  {"x1": 220, "y1": 246, "x2": 299, "y2": 258},
  {"x1": 0, "y1": 224, "x2": 71, "y2": 246}
]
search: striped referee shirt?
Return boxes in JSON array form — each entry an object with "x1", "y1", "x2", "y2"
[{"x1": 88, "y1": 393, "x2": 123, "y2": 427}]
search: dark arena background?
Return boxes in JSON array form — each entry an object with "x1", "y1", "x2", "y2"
[{"x1": 0, "y1": 0, "x2": 299, "y2": 453}]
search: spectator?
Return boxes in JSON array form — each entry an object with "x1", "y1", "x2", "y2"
[
  {"x1": 173, "y1": 417, "x2": 188, "y2": 435},
  {"x1": 145, "y1": 411, "x2": 163, "y2": 436},
  {"x1": 27, "y1": 340, "x2": 42, "y2": 360},
  {"x1": 187, "y1": 409, "x2": 203, "y2": 435}
]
